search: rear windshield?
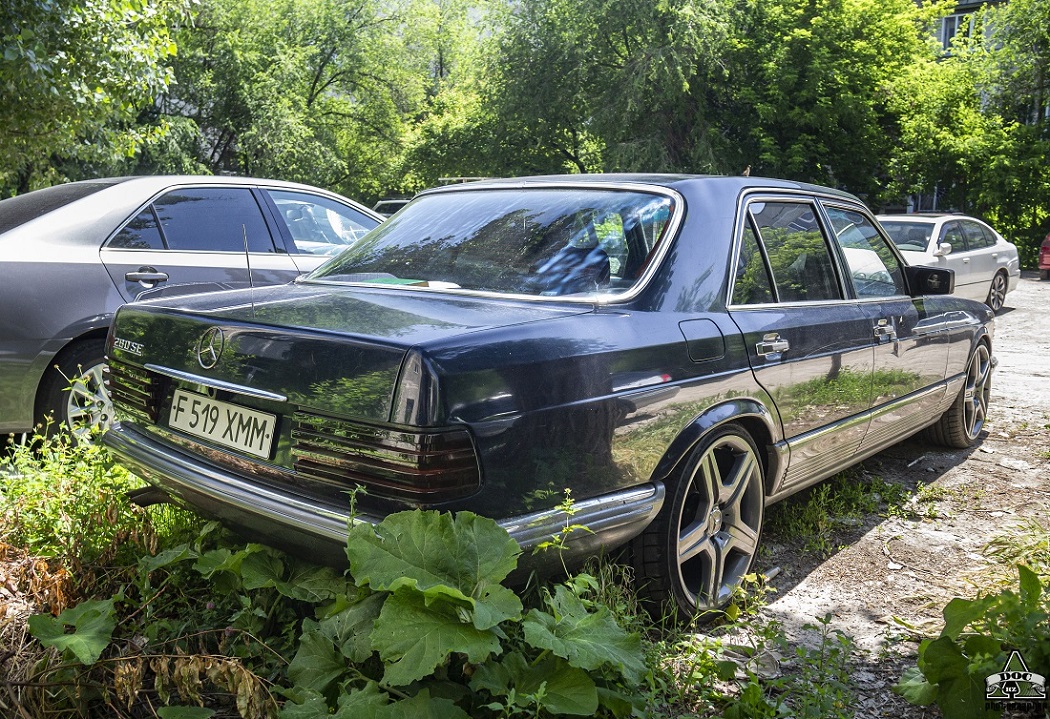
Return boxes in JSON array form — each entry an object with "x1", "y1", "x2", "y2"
[
  {"x1": 307, "y1": 187, "x2": 674, "y2": 298},
  {"x1": 0, "y1": 179, "x2": 125, "y2": 235},
  {"x1": 880, "y1": 220, "x2": 934, "y2": 252}
]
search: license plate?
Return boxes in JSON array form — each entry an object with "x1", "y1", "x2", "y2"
[{"x1": 168, "y1": 389, "x2": 276, "y2": 459}]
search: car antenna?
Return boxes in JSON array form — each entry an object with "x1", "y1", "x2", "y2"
[{"x1": 242, "y1": 224, "x2": 256, "y2": 319}]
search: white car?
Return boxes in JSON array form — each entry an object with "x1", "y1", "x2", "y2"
[{"x1": 878, "y1": 213, "x2": 1020, "y2": 312}]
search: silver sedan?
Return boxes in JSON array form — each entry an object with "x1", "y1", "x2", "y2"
[
  {"x1": 878, "y1": 213, "x2": 1020, "y2": 313},
  {"x1": 0, "y1": 175, "x2": 381, "y2": 439}
]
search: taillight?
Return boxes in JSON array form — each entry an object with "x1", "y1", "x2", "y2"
[{"x1": 291, "y1": 412, "x2": 480, "y2": 502}]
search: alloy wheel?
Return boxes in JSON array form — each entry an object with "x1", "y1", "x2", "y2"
[
  {"x1": 962, "y1": 344, "x2": 991, "y2": 441},
  {"x1": 65, "y1": 361, "x2": 113, "y2": 442},
  {"x1": 987, "y1": 273, "x2": 1007, "y2": 312},
  {"x1": 674, "y1": 432, "x2": 764, "y2": 611}
]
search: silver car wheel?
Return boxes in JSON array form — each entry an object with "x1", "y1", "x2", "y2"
[
  {"x1": 986, "y1": 272, "x2": 1007, "y2": 312},
  {"x1": 962, "y1": 343, "x2": 991, "y2": 441},
  {"x1": 64, "y1": 361, "x2": 112, "y2": 441},
  {"x1": 673, "y1": 431, "x2": 764, "y2": 611}
]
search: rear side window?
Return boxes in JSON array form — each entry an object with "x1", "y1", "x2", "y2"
[
  {"x1": 962, "y1": 220, "x2": 994, "y2": 249},
  {"x1": 152, "y1": 188, "x2": 275, "y2": 253},
  {"x1": 732, "y1": 220, "x2": 775, "y2": 305},
  {"x1": 748, "y1": 201, "x2": 842, "y2": 302},
  {"x1": 108, "y1": 207, "x2": 165, "y2": 250}
]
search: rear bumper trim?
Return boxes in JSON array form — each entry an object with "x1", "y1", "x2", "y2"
[{"x1": 104, "y1": 422, "x2": 664, "y2": 567}]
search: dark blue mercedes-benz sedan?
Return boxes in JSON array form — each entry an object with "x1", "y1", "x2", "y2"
[{"x1": 102, "y1": 174, "x2": 993, "y2": 618}]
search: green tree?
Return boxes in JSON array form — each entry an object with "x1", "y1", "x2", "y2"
[
  {"x1": 972, "y1": 0, "x2": 1050, "y2": 264},
  {"x1": 137, "y1": 0, "x2": 428, "y2": 201},
  {"x1": 724, "y1": 0, "x2": 942, "y2": 200},
  {"x1": 483, "y1": 0, "x2": 734, "y2": 175},
  {"x1": 385, "y1": 0, "x2": 502, "y2": 191},
  {"x1": 883, "y1": 31, "x2": 1006, "y2": 212},
  {"x1": 0, "y1": 0, "x2": 188, "y2": 195}
]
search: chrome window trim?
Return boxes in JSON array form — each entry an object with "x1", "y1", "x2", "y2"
[
  {"x1": 816, "y1": 200, "x2": 910, "y2": 301},
  {"x1": 726, "y1": 190, "x2": 853, "y2": 309},
  {"x1": 300, "y1": 181, "x2": 687, "y2": 306}
]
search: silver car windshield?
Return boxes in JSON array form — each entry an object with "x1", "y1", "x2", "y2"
[
  {"x1": 880, "y1": 221, "x2": 934, "y2": 252},
  {"x1": 306, "y1": 188, "x2": 674, "y2": 298}
]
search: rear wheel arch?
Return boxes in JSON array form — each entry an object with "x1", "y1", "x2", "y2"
[
  {"x1": 649, "y1": 398, "x2": 779, "y2": 488},
  {"x1": 34, "y1": 329, "x2": 111, "y2": 435},
  {"x1": 633, "y1": 418, "x2": 768, "y2": 620}
]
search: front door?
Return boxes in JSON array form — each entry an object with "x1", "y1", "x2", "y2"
[{"x1": 822, "y1": 204, "x2": 950, "y2": 455}]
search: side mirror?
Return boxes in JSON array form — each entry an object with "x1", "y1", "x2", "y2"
[
  {"x1": 932, "y1": 242, "x2": 953, "y2": 257},
  {"x1": 905, "y1": 265, "x2": 955, "y2": 296}
]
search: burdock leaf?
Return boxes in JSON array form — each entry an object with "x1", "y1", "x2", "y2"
[
  {"x1": 346, "y1": 510, "x2": 522, "y2": 628},
  {"x1": 373, "y1": 591, "x2": 501, "y2": 686},
  {"x1": 28, "y1": 598, "x2": 117, "y2": 666},
  {"x1": 523, "y1": 585, "x2": 645, "y2": 683}
]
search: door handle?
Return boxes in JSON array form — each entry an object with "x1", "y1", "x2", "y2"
[
  {"x1": 756, "y1": 333, "x2": 789, "y2": 357},
  {"x1": 874, "y1": 318, "x2": 897, "y2": 342},
  {"x1": 125, "y1": 267, "x2": 169, "y2": 285}
]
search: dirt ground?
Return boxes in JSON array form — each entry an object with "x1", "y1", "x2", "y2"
[{"x1": 752, "y1": 270, "x2": 1050, "y2": 717}]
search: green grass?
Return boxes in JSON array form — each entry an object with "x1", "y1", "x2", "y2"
[
  {"x1": 765, "y1": 469, "x2": 912, "y2": 556},
  {"x1": 1, "y1": 429, "x2": 202, "y2": 576},
  {"x1": 0, "y1": 428, "x2": 870, "y2": 719}
]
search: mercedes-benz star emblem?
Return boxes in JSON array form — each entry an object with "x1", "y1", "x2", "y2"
[{"x1": 197, "y1": 327, "x2": 225, "y2": 369}]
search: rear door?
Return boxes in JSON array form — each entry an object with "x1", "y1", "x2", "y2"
[
  {"x1": 960, "y1": 219, "x2": 998, "y2": 299},
  {"x1": 100, "y1": 185, "x2": 302, "y2": 302},
  {"x1": 727, "y1": 196, "x2": 874, "y2": 493}
]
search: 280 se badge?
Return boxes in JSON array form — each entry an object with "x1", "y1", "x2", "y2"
[{"x1": 102, "y1": 175, "x2": 994, "y2": 619}]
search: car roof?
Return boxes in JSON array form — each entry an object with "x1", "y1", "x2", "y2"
[
  {"x1": 0, "y1": 175, "x2": 381, "y2": 242},
  {"x1": 417, "y1": 173, "x2": 862, "y2": 203},
  {"x1": 877, "y1": 213, "x2": 973, "y2": 222}
]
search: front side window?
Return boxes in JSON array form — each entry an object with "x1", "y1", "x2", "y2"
[
  {"x1": 308, "y1": 188, "x2": 675, "y2": 298},
  {"x1": 748, "y1": 201, "x2": 842, "y2": 302},
  {"x1": 153, "y1": 188, "x2": 275, "y2": 253},
  {"x1": 941, "y1": 221, "x2": 967, "y2": 253},
  {"x1": 267, "y1": 190, "x2": 379, "y2": 256},
  {"x1": 825, "y1": 206, "x2": 906, "y2": 298}
]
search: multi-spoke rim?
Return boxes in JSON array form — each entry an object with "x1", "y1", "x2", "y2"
[
  {"x1": 988, "y1": 273, "x2": 1006, "y2": 312},
  {"x1": 963, "y1": 344, "x2": 991, "y2": 441},
  {"x1": 65, "y1": 361, "x2": 112, "y2": 441},
  {"x1": 674, "y1": 433, "x2": 764, "y2": 610}
]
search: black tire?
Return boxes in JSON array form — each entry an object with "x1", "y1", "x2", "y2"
[
  {"x1": 925, "y1": 342, "x2": 991, "y2": 449},
  {"x1": 1041, "y1": 269, "x2": 1050, "y2": 281},
  {"x1": 632, "y1": 424, "x2": 765, "y2": 621},
  {"x1": 985, "y1": 271, "x2": 1008, "y2": 313},
  {"x1": 37, "y1": 338, "x2": 111, "y2": 440}
]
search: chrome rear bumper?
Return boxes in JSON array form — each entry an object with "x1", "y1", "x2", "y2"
[{"x1": 104, "y1": 422, "x2": 665, "y2": 571}]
